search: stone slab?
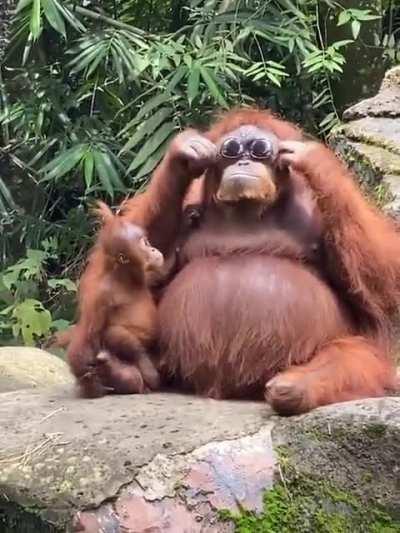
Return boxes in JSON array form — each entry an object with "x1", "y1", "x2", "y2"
[
  {"x1": 0, "y1": 388, "x2": 268, "y2": 529},
  {"x1": 1, "y1": 391, "x2": 400, "y2": 531}
]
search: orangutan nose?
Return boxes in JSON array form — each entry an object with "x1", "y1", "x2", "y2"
[{"x1": 238, "y1": 160, "x2": 250, "y2": 166}]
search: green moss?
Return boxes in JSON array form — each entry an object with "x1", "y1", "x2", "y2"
[
  {"x1": 369, "y1": 182, "x2": 393, "y2": 208},
  {"x1": 330, "y1": 136, "x2": 399, "y2": 207},
  {"x1": 219, "y1": 464, "x2": 400, "y2": 533},
  {"x1": 220, "y1": 478, "x2": 400, "y2": 532},
  {"x1": 364, "y1": 423, "x2": 388, "y2": 439}
]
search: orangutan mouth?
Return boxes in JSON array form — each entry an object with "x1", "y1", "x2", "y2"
[{"x1": 216, "y1": 176, "x2": 277, "y2": 204}]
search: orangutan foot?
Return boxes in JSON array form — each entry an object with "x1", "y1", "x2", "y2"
[{"x1": 265, "y1": 372, "x2": 311, "y2": 416}]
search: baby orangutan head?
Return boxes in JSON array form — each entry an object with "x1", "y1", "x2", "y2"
[
  {"x1": 94, "y1": 202, "x2": 164, "y2": 272},
  {"x1": 208, "y1": 125, "x2": 280, "y2": 206}
]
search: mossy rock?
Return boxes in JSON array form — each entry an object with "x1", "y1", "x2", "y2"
[
  {"x1": 223, "y1": 398, "x2": 400, "y2": 532},
  {"x1": 330, "y1": 68, "x2": 400, "y2": 217},
  {"x1": 343, "y1": 66, "x2": 400, "y2": 120},
  {"x1": 0, "y1": 389, "x2": 399, "y2": 532}
]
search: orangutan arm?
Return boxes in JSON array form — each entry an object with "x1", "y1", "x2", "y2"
[
  {"x1": 279, "y1": 141, "x2": 400, "y2": 324},
  {"x1": 121, "y1": 130, "x2": 216, "y2": 255},
  {"x1": 67, "y1": 251, "x2": 110, "y2": 379}
]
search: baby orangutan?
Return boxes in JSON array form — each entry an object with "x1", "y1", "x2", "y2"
[{"x1": 67, "y1": 201, "x2": 164, "y2": 397}]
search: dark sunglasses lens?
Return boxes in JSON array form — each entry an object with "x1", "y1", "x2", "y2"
[
  {"x1": 251, "y1": 139, "x2": 273, "y2": 159},
  {"x1": 221, "y1": 138, "x2": 242, "y2": 158}
]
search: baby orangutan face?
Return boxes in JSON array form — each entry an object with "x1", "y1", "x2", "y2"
[
  {"x1": 99, "y1": 215, "x2": 164, "y2": 272},
  {"x1": 114, "y1": 223, "x2": 164, "y2": 271},
  {"x1": 213, "y1": 125, "x2": 280, "y2": 205}
]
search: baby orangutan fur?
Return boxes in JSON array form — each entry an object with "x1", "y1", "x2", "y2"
[{"x1": 66, "y1": 201, "x2": 165, "y2": 397}]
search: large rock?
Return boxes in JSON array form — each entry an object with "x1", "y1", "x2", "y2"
[
  {"x1": 0, "y1": 389, "x2": 399, "y2": 532},
  {"x1": 343, "y1": 67, "x2": 400, "y2": 120},
  {"x1": 330, "y1": 66, "x2": 400, "y2": 217},
  {"x1": 0, "y1": 347, "x2": 74, "y2": 393}
]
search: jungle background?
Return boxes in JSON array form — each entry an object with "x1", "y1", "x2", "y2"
[{"x1": 0, "y1": 0, "x2": 399, "y2": 347}]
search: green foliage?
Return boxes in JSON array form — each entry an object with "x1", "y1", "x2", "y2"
[
  {"x1": 0, "y1": 0, "x2": 398, "y2": 345},
  {"x1": 0, "y1": 241, "x2": 76, "y2": 346}
]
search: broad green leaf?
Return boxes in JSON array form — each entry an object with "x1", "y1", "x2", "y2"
[
  {"x1": 120, "y1": 29, "x2": 147, "y2": 48},
  {"x1": 93, "y1": 151, "x2": 114, "y2": 198},
  {"x1": 118, "y1": 93, "x2": 172, "y2": 136},
  {"x1": 68, "y1": 41, "x2": 99, "y2": 68},
  {"x1": 329, "y1": 62, "x2": 344, "y2": 74},
  {"x1": 166, "y1": 65, "x2": 187, "y2": 92},
  {"x1": 134, "y1": 138, "x2": 173, "y2": 181},
  {"x1": 128, "y1": 122, "x2": 176, "y2": 173},
  {"x1": 51, "y1": 319, "x2": 71, "y2": 332},
  {"x1": 194, "y1": 35, "x2": 202, "y2": 49},
  {"x1": 304, "y1": 54, "x2": 324, "y2": 67},
  {"x1": 351, "y1": 20, "x2": 361, "y2": 39},
  {"x1": 337, "y1": 10, "x2": 351, "y2": 26},
  {"x1": 187, "y1": 65, "x2": 200, "y2": 105},
  {"x1": 54, "y1": 0, "x2": 85, "y2": 32},
  {"x1": 0, "y1": 276, "x2": 12, "y2": 305},
  {"x1": 16, "y1": 0, "x2": 33, "y2": 12},
  {"x1": 86, "y1": 46, "x2": 108, "y2": 77},
  {"x1": 252, "y1": 71, "x2": 266, "y2": 82},
  {"x1": 0, "y1": 178, "x2": 18, "y2": 210},
  {"x1": 110, "y1": 46, "x2": 124, "y2": 84},
  {"x1": 2, "y1": 270, "x2": 20, "y2": 291},
  {"x1": 331, "y1": 39, "x2": 354, "y2": 49},
  {"x1": 183, "y1": 54, "x2": 193, "y2": 68},
  {"x1": 26, "y1": 249, "x2": 47, "y2": 264},
  {"x1": 267, "y1": 72, "x2": 282, "y2": 87},
  {"x1": 69, "y1": 45, "x2": 105, "y2": 74},
  {"x1": 120, "y1": 107, "x2": 173, "y2": 154},
  {"x1": 48, "y1": 278, "x2": 77, "y2": 292},
  {"x1": 12, "y1": 299, "x2": 52, "y2": 345},
  {"x1": 356, "y1": 13, "x2": 380, "y2": 21},
  {"x1": 199, "y1": 66, "x2": 228, "y2": 108},
  {"x1": 2, "y1": 249, "x2": 47, "y2": 290},
  {"x1": 41, "y1": 145, "x2": 87, "y2": 181},
  {"x1": 267, "y1": 60, "x2": 286, "y2": 69},
  {"x1": 306, "y1": 62, "x2": 325, "y2": 74},
  {"x1": 96, "y1": 150, "x2": 125, "y2": 190},
  {"x1": 319, "y1": 112, "x2": 338, "y2": 130},
  {"x1": 112, "y1": 39, "x2": 137, "y2": 74},
  {"x1": 42, "y1": 0, "x2": 66, "y2": 37},
  {"x1": 30, "y1": 0, "x2": 42, "y2": 40},
  {"x1": 84, "y1": 152, "x2": 94, "y2": 189}
]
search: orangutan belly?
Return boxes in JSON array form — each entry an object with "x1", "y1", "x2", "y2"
[{"x1": 158, "y1": 255, "x2": 349, "y2": 399}]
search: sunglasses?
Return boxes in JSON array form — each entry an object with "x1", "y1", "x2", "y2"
[{"x1": 220, "y1": 138, "x2": 275, "y2": 160}]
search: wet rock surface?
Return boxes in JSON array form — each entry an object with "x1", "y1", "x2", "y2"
[{"x1": 0, "y1": 386, "x2": 399, "y2": 532}]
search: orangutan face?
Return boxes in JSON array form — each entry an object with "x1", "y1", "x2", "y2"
[{"x1": 214, "y1": 125, "x2": 280, "y2": 204}]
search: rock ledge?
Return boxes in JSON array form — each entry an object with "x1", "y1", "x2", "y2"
[{"x1": 0, "y1": 387, "x2": 399, "y2": 532}]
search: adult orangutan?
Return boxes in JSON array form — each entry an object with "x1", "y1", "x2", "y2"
[{"x1": 85, "y1": 108, "x2": 400, "y2": 415}]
